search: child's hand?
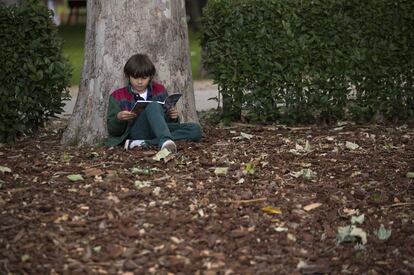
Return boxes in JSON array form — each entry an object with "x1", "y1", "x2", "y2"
[
  {"x1": 167, "y1": 107, "x2": 178, "y2": 120},
  {"x1": 117, "y1": 111, "x2": 137, "y2": 121}
]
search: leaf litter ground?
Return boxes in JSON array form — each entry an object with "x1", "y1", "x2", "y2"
[{"x1": 0, "y1": 119, "x2": 413, "y2": 274}]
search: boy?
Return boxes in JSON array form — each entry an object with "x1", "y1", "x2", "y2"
[{"x1": 105, "y1": 54, "x2": 202, "y2": 153}]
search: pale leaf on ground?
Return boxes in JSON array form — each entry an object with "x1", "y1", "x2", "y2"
[
  {"x1": 303, "y1": 202, "x2": 322, "y2": 211},
  {"x1": 0, "y1": 165, "x2": 11, "y2": 173},
  {"x1": 232, "y1": 132, "x2": 254, "y2": 140},
  {"x1": 290, "y1": 169, "x2": 316, "y2": 179},
  {"x1": 351, "y1": 227, "x2": 367, "y2": 244},
  {"x1": 375, "y1": 224, "x2": 392, "y2": 240},
  {"x1": 134, "y1": 180, "x2": 151, "y2": 188},
  {"x1": 214, "y1": 167, "x2": 228, "y2": 176},
  {"x1": 343, "y1": 208, "x2": 359, "y2": 216},
  {"x1": 67, "y1": 174, "x2": 84, "y2": 182},
  {"x1": 107, "y1": 194, "x2": 120, "y2": 204},
  {"x1": 290, "y1": 170, "x2": 303, "y2": 178},
  {"x1": 337, "y1": 225, "x2": 367, "y2": 245},
  {"x1": 262, "y1": 206, "x2": 282, "y2": 214},
  {"x1": 351, "y1": 214, "x2": 365, "y2": 224},
  {"x1": 243, "y1": 163, "x2": 255, "y2": 175},
  {"x1": 152, "y1": 187, "x2": 161, "y2": 196},
  {"x1": 21, "y1": 254, "x2": 30, "y2": 262},
  {"x1": 274, "y1": 226, "x2": 288, "y2": 232},
  {"x1": 240, "y1": 132, "x2": 254, "y2": 139},
  {"x1": 302, "y1": 168, "x2": 316, "y2": 179},
  {"x1": 406, "y1": 172, "x2": 414, "y2": 179},
  {"x1": 345, "y1": 141, "x2": 360, "y2": 150},
  {"x1": 131, "y1": 167, "x2": 159, "y2": 175},
  {"x1": 153, "y1": 148, "x2": 171, "y2": 161}
]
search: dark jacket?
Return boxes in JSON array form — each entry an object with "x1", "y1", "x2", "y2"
[{"x1": 105, "y1": 81, "x2": 167, "y2": 146}]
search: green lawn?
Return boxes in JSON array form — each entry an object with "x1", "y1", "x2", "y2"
[
  {"x1": 58, "y1": 24, "x2": 85, "y2": 85},
  {"x1": 58, "y1": 24, "x2": 204, "y2": 86}
]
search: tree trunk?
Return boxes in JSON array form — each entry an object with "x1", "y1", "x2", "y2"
[{"x1": 62, "y1": 0, "x2": 197, "y2": 146}]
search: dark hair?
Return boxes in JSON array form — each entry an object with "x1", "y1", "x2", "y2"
[{"x1": 124, "y1": 54, "x2": 156, "y2": 78}]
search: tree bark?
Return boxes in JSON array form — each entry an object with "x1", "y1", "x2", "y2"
[{"x1": 62, "y1": 0, "x2": 197, "y2": 146}]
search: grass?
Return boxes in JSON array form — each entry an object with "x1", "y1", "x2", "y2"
[
  {"x1": 58, "y1": 24, "x2": 86, "y2": 86},
  {"x1": 58, "y1": 24, "x2": 204, "y2": 86}
]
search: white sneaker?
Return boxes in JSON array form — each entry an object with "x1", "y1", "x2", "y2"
[
  {"x1": 124, "y1": 139, "x2": 145, "y2": 150},
  {"x1": 161, "y1": 139, "x2": 177, "y2": 153}
]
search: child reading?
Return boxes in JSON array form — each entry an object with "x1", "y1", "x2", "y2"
[{"x1": 105, "y1": 53, "x2": 202, "y2": 153}]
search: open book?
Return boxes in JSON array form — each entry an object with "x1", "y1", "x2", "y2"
[{"x1": 130, "y1": 93, "x2": 182, "y2": 114}]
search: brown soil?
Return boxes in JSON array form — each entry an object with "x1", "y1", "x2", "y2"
[{"x1": 0, "y1": 119, "x2": 413, "y2": 274}]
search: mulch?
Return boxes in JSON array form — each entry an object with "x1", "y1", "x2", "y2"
[{"x1": 0, "y1": 119, "x2": 413, "y2": 274}]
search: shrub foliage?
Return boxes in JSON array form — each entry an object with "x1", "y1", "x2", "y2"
[
  {"x1": 0, "y1": 0, "x2": 71, "y2": 142},
  {"x1": 201, "y1": 0, "x2": 414, "y2": 124}
]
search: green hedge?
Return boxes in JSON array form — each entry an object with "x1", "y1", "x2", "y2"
[
  {"x1": 0, "y1": 0, "x2": 71, "y2": 142},
  {"x1": 201, "y1": 0, "x2": 414, "y2": 124}
]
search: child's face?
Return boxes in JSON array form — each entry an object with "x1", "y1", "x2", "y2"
[{"x1": 129, "y1": 76, "x2": 151, "y2": 93}]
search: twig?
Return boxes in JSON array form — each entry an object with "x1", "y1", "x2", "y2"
[
  {"x1": 386, "y1": 202, "x2": 414, "y2": 208},
  {"x1": 231, "y1": 197, "x2": 267, "y2": 204}
]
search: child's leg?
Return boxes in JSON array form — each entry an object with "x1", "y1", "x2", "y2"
[
  {"x1": 167, "y1": 122, "x2": 203, "y2": 142},
  {"x1": 130, "y1": 102, "x2": 172, "y2": 146}
]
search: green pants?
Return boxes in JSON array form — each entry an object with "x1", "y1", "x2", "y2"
[{"x1": 130, "y1": 102, "x2": 202, "y2": 147}]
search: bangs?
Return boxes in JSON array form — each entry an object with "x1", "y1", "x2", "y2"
[
  {"x1": 130, "y1": 68, "x2": 153, "y2": 78},
  {"x1": 124, "y1": 54, "x2": 156, "y2": 78}
]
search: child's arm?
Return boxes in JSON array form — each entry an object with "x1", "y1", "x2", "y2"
[{"x1": 107, "y1": 96, "x2": 128, "y2": 136}]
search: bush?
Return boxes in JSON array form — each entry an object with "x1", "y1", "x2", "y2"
[
  {"x1": 0, "y1": 0, "x2": 71, "y2": 142},
  {"x1": 201, "y1": 0, "x2": 414, "y2": 124}
]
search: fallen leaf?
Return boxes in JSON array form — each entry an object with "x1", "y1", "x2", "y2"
[
  {"x1": 170, "y1": 236, "x2": 182, "y2": 244},
  {"x1": 131, "y1": 167, "x2": 158, "y2": 175},
  {"x1": 290, "y1": 169, "x2": 316, "y2": 179},
  {"x1": 350, "y1": 226, "x2": 367, "y2": 245},
  {"x1": 107, "y1": 194, "x2": 120, "y2": 204},
  {"x1": 240, "y1": 132, "x2": 254, "y2": 139},
  {"x1": 351, "y1": 214, "x2": 365, "y2": 224},
  {"x1": 243, "y1": 163, "x2": 255, "y2": 175},
  {"x1": 214, "y1": 167, "x2": 228, "y2": 176},
  {"x1": 303, "y1": 169, "x2": 317, "y2": 179},
  {"x1": 0, "y1": 165, "x2": 11, "y2": 173},
  {"x1": 134, "y1": 180, "x2": 151, "y2": 188},
  {"x1": 287, "y1": 233, "x2": 296, "y2": 242},
  {"x1": 375, "y1": 224, "x2": 392, "y2": 240},
  {"x1": 343, "y1": 208, "x2": 359, "y2": 216},
  {"x1": 345, "y1": 141, "x2": 360, "y2": 150},
  {"x1": 262, "y1": 206, "x2": 282, "y2": 214},
  {"x1": 21, "y1": 254, "x2": 30, "y2": 262},
  {"x1": 153, "y1": 148, "x2": 171, "y2": 161},
  {"x1": 152, "y1": 187, "x2": 161, "y2": 196},
  {"x1": 406, "y1": 172, "x2": 414, "y2": 179},
  {"x1": 54, "y1": 213, "x2": 69, "y2": 223},
  {"x1": 67, "y1": 174, "x2": 84, "y2": 182},
  {"x1": 303, "y1": 202, "x2": 322, "y2": 211},
  {"x1": 233, "y1": 132, "x2": 254, "y2": 140},
  {"x1": 337, "y1": 225, "x2": 367, "y2": 245},
  {"x1": 274, "y1": 226, "x2": 288, "y2": 232}
]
